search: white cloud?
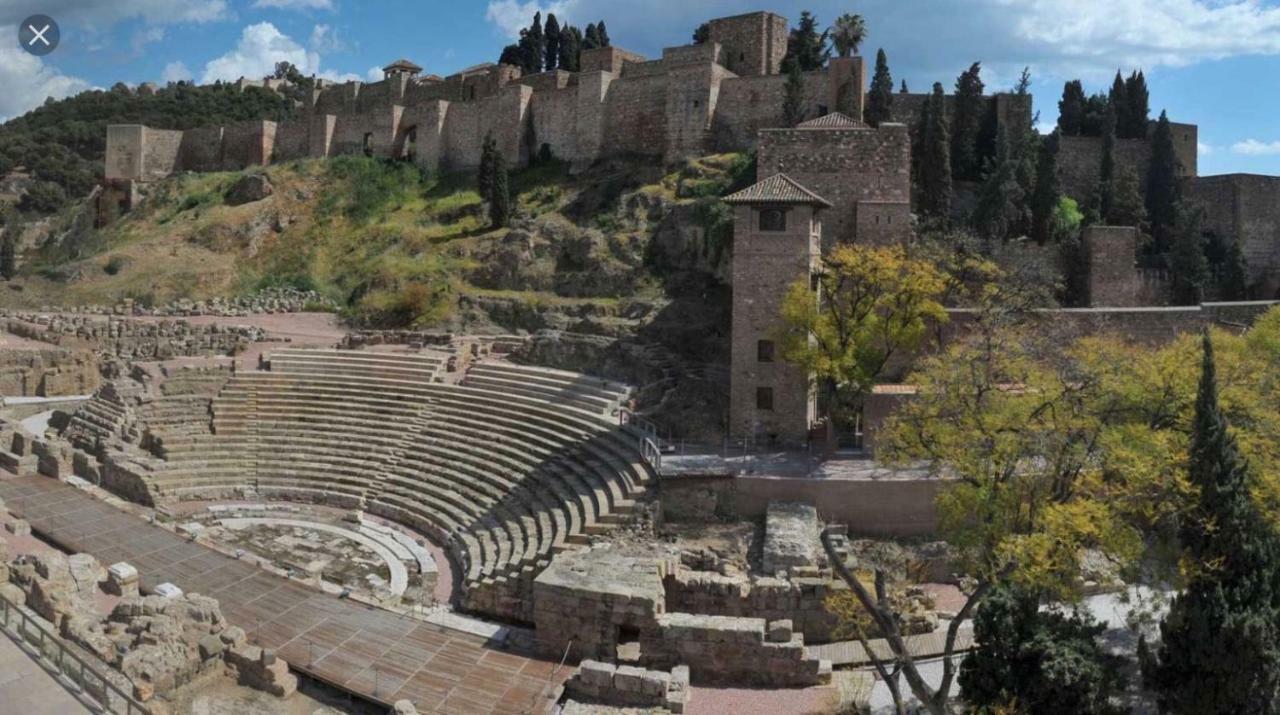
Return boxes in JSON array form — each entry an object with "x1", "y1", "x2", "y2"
[
  {"x1": 0, "y1": 43, "x2": 90, "y2": 120},
  {"x1": 1231, "y1": 139, "x2": 1280, "y2": 156},
  {"x1": 1198, "y1": 142, "x2": 1214, "y2": 157},
  {"x1": 316, "y1": 69, "x2": 361, "y2": 83},
  {"x1": 201, "y1": 22, "x2": 313, "y2": 83},
  {"x1": 309, "y1": 24, "x2": 345, "y2": 53},
  {"x1": 366, "y1": 65, "x2": 384, "y2": 82},
  {"x1": 252, "y1": 0, "x2": 334, "y2": 9},
  {"x1": 485, "y1": 0, "x2": 570, "y2": 40},
  {"x1": 162, "y1": 61, "x2": 193, "y2": 83},
  {"x1": 131, "y1": 26, "x2": 166, "y2": 54}
]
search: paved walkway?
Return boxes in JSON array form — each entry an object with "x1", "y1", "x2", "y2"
[
  {"x1": 0, "y1": 632, "x2": 92, "y2": 714},
  {"x1": 0, "y1": 475, "x2": 567, "y2": 714}
]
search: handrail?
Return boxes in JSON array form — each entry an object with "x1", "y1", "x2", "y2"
[
  {"x1": 618, "y1": 407, "x2": 662, "y2": 475},
  {"x1": 0, "y1": 588, "x2": 150, "y2": 715}
]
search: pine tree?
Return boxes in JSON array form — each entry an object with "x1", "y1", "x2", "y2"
[
  {"x1": 973, "y1": 125, "x2": 1023, "y2": 241},
  {"x1": 544, "y1": 14, "x2": 560, "y2": 71},
  {"x1": 1058, "y1": 80, "x2": 1086, "y2": 136},
  {"x1": 1147, "y1": 111, "x2": 1182, "y2": 251},
  {"x1": 596, "y1": 21, "x2": 610, "y2": 48},
  {"x1": 1108, "y1": 70, "x2": 1127, "y2": 134},
  {"x1": 782, "y1": 60, "x2": 807, "y2": 127},
  {"x1": 1107, "y1": 164, "x2": 1146, "y2": 227},
  {"x1": 919, "y1": 82, "x2": 953, "y2": 218},
  {"x1": 900, "y1": 79, "x2": 908, "y2": 94},
  {"x1": 1030, "y1": 132, "x2": 1061, "y2": 244},
  {"x1": 0, "y1": 232, "x2": 15, "y2": 281},
  {"x1": 1094, "y1": 105, "x2": 1118, "y2": 222},
  {"x1": 783, "y1": 11, "x2": 830, "y2": 71},
  {"x1": 1168, "y1": 206, "x2": 1209, "y2": 305},
  {"x1": 865, "y1": 49, "x2": 894, "y2": 127},
  {"x1": 583, "y1": 23, "x2": 601, "y2": 50},
  {"x1": 559, "y1": 26, "x2": 581, "y2": 72},
  {"x1": 1124, "y1": 70, "x2": 1150, "y2": 139},
  {"x1": 692, "y1": 22, "x2": 710, "y2": 44},
  {"x1": 489, "y1": 154, "x2": 511, "y2": 228},
  {"x1": 478, "y1": 133, "x2": 498, "y2": 201},
  {"x1": 1220, "y1": 240, "x2": 1250, "y2": 301},
  {"x1": 951, "y1": 62, "x2": 986, "y2": 181},
  {"x1": 1141, "y1": 334, "x2": 1280, "y2": 713}
]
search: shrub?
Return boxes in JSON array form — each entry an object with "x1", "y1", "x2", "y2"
[
  {"x1": 19, "y1": 181, "x2": 67, "y2": 213},
  {"x1": 103, "y1": 255, "x2": 127, "y2": 275}
]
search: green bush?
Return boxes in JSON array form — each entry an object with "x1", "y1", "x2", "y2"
[
  {"x1": 19, "y1": 181, "x2": 67, "y2": 213},
  {"x1": 103, "y1": 255, "x2": 127, "y2": 275}
]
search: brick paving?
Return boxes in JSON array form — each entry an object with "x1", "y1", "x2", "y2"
[{"x1": 0, "y1": 475, "x2": 568, "y2": 714}]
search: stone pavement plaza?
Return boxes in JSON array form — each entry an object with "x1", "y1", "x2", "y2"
[
  {"x1": 0, "y1": 632, "x2": 92, "y2": 714},
  {"x1": 0, "y1": 475, "x2": 569, "y2": 714}
]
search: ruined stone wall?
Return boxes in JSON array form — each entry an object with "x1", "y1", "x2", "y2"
[
  {"x1": 141, "y1": 128, "x2": 183, "y2": 180},
  {"x1": 1058, "y1": 135, "x2": 1153, "y2": 203},
  {"x1": 1187, "y1": 174, "x2": 1280, "y2": 296},
  {"x1": 0, "y1": 347, "x2": 99, "y2": 396},
  {"x1": 663, "y1": 569, "x2": 845, "y2": 642},
  {"x1": 220, "y1": 121, "x2": 273, "y2": 169},
  {"x1": 272, "y1": 118, "x2": 310, "y2": 162},
  {"x1": 711, "y1": 72, "x2": 831, "y2": 152},
  {"x1": 1087, "y1": 225, "x2": 1144, "y2": 307},
  {"x1": 581, "y1": 47, "x2": 647, "y2": 75},
  {"x1": 757, "y1": 123, "x2": 911, "y2": 244}
]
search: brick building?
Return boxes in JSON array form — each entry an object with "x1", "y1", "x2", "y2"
[{"x1": 724, "y1": 174, "x2": 828, "y2": 446}]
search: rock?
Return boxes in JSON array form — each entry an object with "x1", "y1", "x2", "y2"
[
  {"x1": 767, "y1": 619, "x2": 793, "y2": 643},
  {"x1": 68, "y1": 553, "x2": 105, "y2": 598},
  {"x1": 5, "y1": 519, "x2": 30, "y2": 536},
  {"x1": 392, "y1": 700, "x2": 419, "y2": 715},
  {"x1": 198, "y1": 634, "x2": 225, "y2": 660},
  {"x1": 225, "y1": 174, "x2": 273, "y2": 206}
]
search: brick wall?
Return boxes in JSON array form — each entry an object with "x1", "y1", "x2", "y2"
[
  {"x1": 178, "y1": 126, "x2": 224, "y2": 171},
  {"x1": 1087, "y1": 226, "x2": 1143, "y2": 307},
  {"x1": 757, "y1": 123, "x2": 911, "y2": 244},
  {"x1": 707, "y1": 12, "x2": 788, "y2": 77},
  {"x1": 1187, "y1": 174, "x2": 1280, "y2": 296},
  {"x1": 141, "y1": 128, "x2": 183, "y2": 180}
]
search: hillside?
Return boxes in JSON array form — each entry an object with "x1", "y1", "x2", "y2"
[{"x1": 3, "y1": 153, "x2": 749, "y2": 336}]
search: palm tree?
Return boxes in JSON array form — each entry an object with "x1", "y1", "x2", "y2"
[{"x1": 830, "y1": 13, "x2": 867, "y2": 58}]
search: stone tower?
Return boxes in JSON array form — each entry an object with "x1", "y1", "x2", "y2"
[{"x1": 724, "y1": 174, "x2": 830, "y2": 446}]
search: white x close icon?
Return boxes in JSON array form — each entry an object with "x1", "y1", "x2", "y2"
[{"x1": 28, "y1": 24, "x2": 51, "y2": 47}]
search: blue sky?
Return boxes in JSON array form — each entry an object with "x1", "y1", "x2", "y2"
[{"x1": 2, "y1": 0, "x2": 1278, "y2": 175}]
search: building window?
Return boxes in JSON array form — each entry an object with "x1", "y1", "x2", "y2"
[
  {"x1": 693, "y1": 99, "x2": 700, "y2": 108},
  {"x1": 874, "y1": 215, "x2": 880, "y2": 224},
  {"x1": 817, "y1": 104, "x2": 828, "y2": 116},
  {"x1": 757, "y1": 340, "x2": 775, "y2": 363},
  {"x1": 756, "y1": 387, "x2": 774, "y2": 411},
  {"x1": 758, "y1": 208, "x2": 787, "y2": 232}
]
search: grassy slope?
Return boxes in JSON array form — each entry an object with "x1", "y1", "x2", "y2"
[{"x1": 2, "y1": 153, "x2": 751, "y2": 330}]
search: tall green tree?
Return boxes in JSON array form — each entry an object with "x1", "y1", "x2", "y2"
[
  {"x1": 517, "y1": 12, "x2": 545, "y2": 74},
  {"x1": 1123, "y1": 70, "x2": 1150, "y2": 139},
  {"x1": 1058, "y1": 80, "x2": 1086, "y2": 136},
  {"x1": 478, "y1": 133, "x2": 498, "y2": 201},
  {"x1": 489, "y1": 153, "x2": 512, "y2": 228},
  {"x1": 973, "y1": 126, "x2": 1024, "y2": 241},
  {"x1": 1221, "y1": 240, "x2": 1250, "y2": 301},
  {"x1": 499, "y1": 44, "x2": 523, "y2": 67},
  {"x1": 1030, "y1": 132, "x2": 1061, "y2": 244},
  {"x1": 1107, "y1": 164, "x2": 1146, "y2": 227},
  {"x1": 596, "y1": 21, "x2": 610, "y2": 47},
  {"x1": 782, "y1": 60, "x2": 807, "y2": 127},
  {"x1": 919, "y1": 82, "x2": 953, "y2": 218},
  {"x1": 692, "y1": 22, "x2": 710, "y2": 44},
  {"x1": 830, "y1": 13, "x2": 867, "y2": 58},
  {"x1": 543, "y1": 14, "x2": 561, "y2": 71},
  {"x1": 1092, "y1": 105, "x2": 1118, "y2": 222},
  {"x1": 1141, "y1": 334, "x2": 1280, "y2": 714},
  {"x1": 558, "y1": 26, "x2": 582, "y2": 72},
  {"x1": 951, "y1": 62, "x2": 986, "y2": 181},
  {"x1": 865, "y1": 49, "x2": 894, "y2": 127},
  {"x1": 900, "y1": 79, "x2": 909, "y2": 94},
  {"x1": 1108, "y1": 70, "x2": 1127, "y2": 128},
  {"x1": 1168, "y1": 206, "x2": 1209, "y2": 305},
  {"x1": 960, "y1": 583, "x2": 1127, "y2": 715},
  {"x1": 783, "y1": 11, "x2": 830, "y2": 71},
  {"x1": 583, "y1": 22, "x2": 601, "y2": 50},
  {"x1": 0, "y1": 232, "x2": 16, "y2": 281},
  {"x1": 1147, "y1": 111, "x2": 1183, "y2": 250}
]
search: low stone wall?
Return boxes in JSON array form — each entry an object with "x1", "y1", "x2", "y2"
[
  {"x1": 5, "y1": 315, "x2": 272, "y2": 360},
  {"x1": 567, "y1": 660, "x2": 691, "y2": 713},
  {"x1": 0, "y1": 348, "x2": 99, "y2": 397},
  {"x1": 660, "y1": 474, "x2": 943, "y2": 537},
  {"x1": 663, "y1": 568, "x2": 845, "y2": 643},
  {"x1": 639, "y1": 613, "x2": 829, "y2": 687}
]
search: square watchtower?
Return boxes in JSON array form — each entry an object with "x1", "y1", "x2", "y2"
[
  {"x1": 724, "y1": 174, "x2": 830, "y2": 447},
  {"x1": 707, "y1": 12, "x2": 789, "y2": 77}
]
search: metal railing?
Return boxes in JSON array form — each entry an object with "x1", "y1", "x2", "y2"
[
  {"x1": 0, "y1": 589, "x2": 150, "y2": 715},
  {"x1": 618, "y1": 407, "x2": 663, "y2": 475}
]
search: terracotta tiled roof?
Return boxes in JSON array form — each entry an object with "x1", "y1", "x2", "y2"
[
  {"x1": 383, "y1": 58, "x2": 423, "y2": 73},
  {"x1": 722, "y1": 173, "x2": 832, "y2": 207},
  {"x1": 796, "y1": 112, "x2": 864, "y2": 129}
]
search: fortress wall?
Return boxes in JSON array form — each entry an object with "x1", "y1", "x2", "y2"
[
  {"x1": 272, "y1": 118, "x2": 310, "y2": 162},
  {"x1": 398, "y1": 101, "x2": 447, "y2": 170},
  {"x1": 177, "y1": 126, "x2": 223, "y2": 172},
  {"x1": 1057, "y1": 135, "x2": 1153, "y2": 203},
  {"x1": 355, "y1": 78, "x2": 396, "y2": 113},
  {"x1": 581, "y1": 47, "x2": 647, "y2": 75},
  {"x1": 440, "y1": 85, "x2": 531, "y2": 170},
  {"x1": 711, "y1": 72, "x2": 831, "y2": 152},
  {"x1": 662, "y1": 42, "x2": 723, "y2": 66},
  {"x1": 530, "y1": 86, "x2": 579, "y2": 162},
  {"x1": 519, "y1": 69, "x2": 573, "y2": 93},
  {"x1": 1188, "y1": 174, "x2": 1280, "y2": 294},
  {"x1": 313, "y1": 81, "x2": 360, "y2": 115},
  {"x1": 707, "y1": 12, "x2": 788, "y2": 77},
  {"x1": 1169, "y1": 121, "x2": 1198, "y2": 178},
  {"x1": 602, "y1": 72, "x2": 671, "y2": 158},
  {"x1": 663, "y1": 63, "x2": 728, "y2": 163},
  {"x1": 757, "y1": 123, "x2": 911, "y2": 244},
  {"x1": 105, "y1": 125, "x2": 144, "y2": 181},
  {"x1": 221, "y1": 121, "x2": 272, "y2": 169},
  {"x1": 573, "y1": 71, "x2": 615, "y2": 167},
  {"x1": 141, "y1": 128, "x2": 183, "y2": 179},
  {"x1": 308, "y1": 114, "x2": 336, "y2": 158}
]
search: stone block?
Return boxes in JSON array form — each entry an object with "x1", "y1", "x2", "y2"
[
  {"x1": 578, "y1": 659, "x2": 616, "y2": 688},
  {"x1": 5, "y1": 519, "x2": 30, "y2": 536},
  {"x1": 198, "y1": 634, "x2": 225, "y2": 660},
  {"x1": 767, "y1": 619, "x2": 793, "y2": 643},
  {"x1": 613, "y1": 664, "x2": 646, "y2": 694}
]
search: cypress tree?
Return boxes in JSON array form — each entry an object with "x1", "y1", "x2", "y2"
[
  {"x1": 1030, "y1": 132, "x2": 1061, "y2": 244},
  {"x1": 1168, "y1": 206, "x2": 1209, "y2": 305},
  {"x1": 583, "y1": 23, "x2": 601, "y2": 50},
  {"x1": 1141, "y1": 334, "x2": 1280, "y2": 713},
  {"x1": 919, "y1": 82, "x2": 953, "y2": 218},
  {"x1": 596, "y1": 21, "x2": 610, "y2": 48},
  {"x1": 559, "y1": 26, "x2": 581, "y2": 72},
  {"x1": 951, "y1": 62, "x2": 986, "y2": 181},
  {"x1": 973, "y1": 125, "x2": 1024, "y2": 241},
  {"x1": 1108, "y1": 70, "x2": 1127, "y2": 134},
  {"x1": 782, "y1": 61, "x2": 807, "y2": 127},
  {"x1": 544, "y1": 14, "x2": 560, "y2": 71},
  {"x1": 489, "y1": 155, "x2": 511, "y2": 229},
  {"x1": 1058, "y1": 80, "x2": 1086, "y2": 136},
  {"x1": 1221, "y1": 240, "x2": 1250, "y2": 301},
  {"x1": 499, "y1": 44, "x2": 523, "y2": 67},
  {"x1": 478, "y1": 133, "x2": 498, "y2": 201},
  {"x1": 0, "y1": 232, "x2": 15, "y2": 281},
  {"x1": 1082, "y1": 93, "x2": 1111, "y2": 137},
  {"x1": 692, "y1": 22, "x2": 710, "y2": 44},
  {"x1": 783, "y1": 11, "x2": 830, "y2": 71},
  {"x1": 900, "y1": 79, "x2": 908, "y2": 94},
  {"x1": 865, "y1": 49, "x2": 894, "y2": 127},
  {"x1": 1124, "y1": 70, "x2": 1150, "y2": 139},
  {"x1": 1095, "y1": 105, "x2": 1118, "y2": 222},
  {"x1": 1147, "y1": 111, "x2": 1182, "y2": 250},
  {"x1": 1107, "y1": 164, "x2": 1146, "y2": 227}
]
